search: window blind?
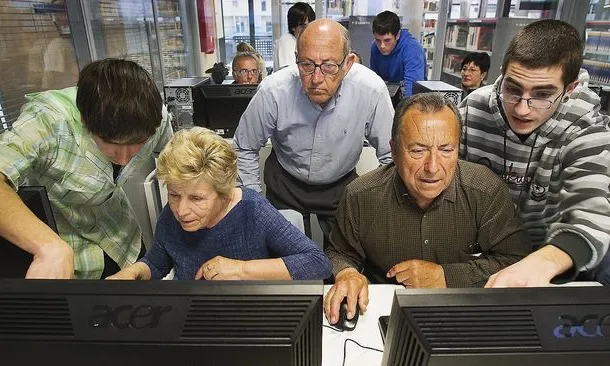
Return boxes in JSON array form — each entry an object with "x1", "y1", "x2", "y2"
[{"x1": 0, "y1": 0, "x2": 79, "y2": 129}]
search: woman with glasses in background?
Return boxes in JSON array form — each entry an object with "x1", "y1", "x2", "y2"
[
  {"x1": 231, "y1": 51, "x2": 262, "y2": 84},
  {"x1": 459, "y1": 52, "x2": 490, "y2": 99}
]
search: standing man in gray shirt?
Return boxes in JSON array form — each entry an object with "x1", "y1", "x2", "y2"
[{"x1": 233, "y1": 19, "x2": 393, "y2": 247}]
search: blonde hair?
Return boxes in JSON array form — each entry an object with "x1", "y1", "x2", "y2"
[{"x1": 156, "y1": 127, "x2": 237, "y2": 199}]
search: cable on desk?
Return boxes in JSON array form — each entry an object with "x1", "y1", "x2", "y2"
[
  {"x1": 342, "y1": 339, "x2": 383, "y2": 366},
  {"x1": 325, "y1": 325, "x2": 383, "y2": 366},
  {"x1": 323, "y1": 324, "x2": 344, "y2": 332}
]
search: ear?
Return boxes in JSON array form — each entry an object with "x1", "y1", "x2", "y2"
[
  {"x1": 563, "y1": 80, "x2": 580, "y2": 102},
  {"x1": 565, "y1": 80, "x2": 579, "y2": 95},
  {"x1": 342, "y1": 53, "x2": 356, "y2": 74},
  {"x1": 395, "y1": 32, "x2": 400, "y2": 41},
  {"x1": 481, "y1": 71, "x2": 487, "y2": 81}
]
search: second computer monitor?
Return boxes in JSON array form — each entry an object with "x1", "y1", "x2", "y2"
[
  {"x1": 381, "y1": 287, "x2": 610, "y2": 366},
  {"x1": 196, "y1": 84, "x2": 258, "y2": 138},
  {"x1": 0, "y1": 186, "x2": 58, "y2": 278}
]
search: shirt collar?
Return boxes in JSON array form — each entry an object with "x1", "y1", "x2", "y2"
[{"x1": 392, "y1": 164, "x2": 458, "y2": 210}]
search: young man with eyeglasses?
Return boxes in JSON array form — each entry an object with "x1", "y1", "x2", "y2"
[
  {"x1": 459, "y1": 19, "x2": 610, "y2": 287},
  {"x1": 233, "y1": 19, "x2": 393, "y2": 249},
  {"x1": 232, "y1": 52, "x2": 261, "y2": 84}
]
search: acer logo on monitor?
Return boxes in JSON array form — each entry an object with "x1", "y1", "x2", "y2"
[
  {"x1": 88, "y1": 304, "x2": 173, "y2": 329},
  {"x1": 233, "y1": 87, "x2": 256, "y2": 95},
  {"x1": 553, "y1": 314, "x2": 610, "y2": 338}
]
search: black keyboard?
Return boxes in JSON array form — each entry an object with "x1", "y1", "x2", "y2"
[{"x1": 378, "y1": 315, "x2": 390, "y2": 344}]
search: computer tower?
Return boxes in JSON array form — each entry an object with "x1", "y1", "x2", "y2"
[
  {"x1": 163, "y1": 77, "x2": 211, "y2": 130},
  {"x1": 412, "y1": 80, "x2": 462, "y2": 105}
]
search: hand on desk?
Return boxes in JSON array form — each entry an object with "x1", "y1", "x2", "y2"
[
  {"x1": 196, "y1": 256, "x2": 244, "y2": 280},
  {"x1": 324, "y1": 267, "x2": 368, "y2": 325},
  {"x1": 386, "y1": 259, "x2": 447, "y2": 288},
  {"x1": 485, "y1": 245, "x2": 573, "y2": 288}
]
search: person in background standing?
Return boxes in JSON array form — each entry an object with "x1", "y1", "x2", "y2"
[
  {"x1": 273, "y1": 2, "x2": 315, "y2": 71},
  {"x1": 369, "y1": 10, "x2": 426, "y2": 96}
]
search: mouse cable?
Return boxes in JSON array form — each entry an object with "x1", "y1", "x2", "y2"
[
  {"x1": 341, "y1": 338, "x2": 383, "y2": 366},
  {"x1": 323, "y1": 324, "x2": 344, "y2": 332}
]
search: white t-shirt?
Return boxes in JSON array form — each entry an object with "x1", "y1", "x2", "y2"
[{"x1": 273, "y1": 33, "x2": 296, "y2": 72}]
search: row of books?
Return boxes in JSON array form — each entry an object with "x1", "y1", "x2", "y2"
[
  {"x1": 445, "y1": 24, "x2": 493, "y2": 51},
  {"x1": 423, "y1": 18, "x2": 437, "y2": 28},
  {"x1": 424, "y1": 0, "x2": 438, "y2": 12},
  {"x1": 583, "y1": 59, "x2": 610, "y2": 85},
  {"x1": 585, "y1": 31, "x2": 610, "y2": 54},
  {"x1": 443, "y1": 53, "x2": 465, "y2": 74}
]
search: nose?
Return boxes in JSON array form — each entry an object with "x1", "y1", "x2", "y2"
[
  {"x1": 425, "y1": 152, "x2": 439, "y2": 174},
  {"x1": 114, "y1": 149, "x2": 134, "y2": 165},
  {"x1": 311, "y1": 66, "x2": 325, "y2": 83},
  {"x1": 513, "y1": 98, "x2": 532, "y2": 115},
  {"x1": 175, "y1": 198, "x2": 190, "y2": 218}
]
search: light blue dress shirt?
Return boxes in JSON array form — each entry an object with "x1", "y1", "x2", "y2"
[{"x1": 233, "y1": 63, "x2": 394, "y2": 192}]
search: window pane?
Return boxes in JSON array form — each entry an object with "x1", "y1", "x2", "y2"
[{"x1": 0, "y1": 0, "x2": 79, "y2": 129}]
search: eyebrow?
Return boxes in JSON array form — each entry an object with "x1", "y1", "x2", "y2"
[{"x1": 504, "y1": 77, "x2": 559, "y2": 92}]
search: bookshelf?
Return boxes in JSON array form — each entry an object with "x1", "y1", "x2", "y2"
[
  {"x1": 438, "y1": 0, "x2": 562, "y2": 85},
  {"x1": 421, "y1": 0, "x2": 440, "y2": 80},
  {"x1": 441, "y1": 17, "x2": 495, "y2": 85},
  {"x1": 584, "y1": 20, "x2": 610, "y2": 86}
]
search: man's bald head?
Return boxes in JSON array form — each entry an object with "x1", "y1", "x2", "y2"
[{"x1": 297, "y1": 19, "x2": 350, "y2": 57}]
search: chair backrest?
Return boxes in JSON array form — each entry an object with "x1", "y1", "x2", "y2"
[
  {"x1": 278, "y1": 209, "x2": 305, "y2": 234},
  {"x1": 143, "y1": 169, "x2": 168, "y2": 235}
]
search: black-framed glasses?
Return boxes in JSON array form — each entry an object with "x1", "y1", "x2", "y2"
[
  {"x1": 497, "y1": 78, "x2": 565, "y2": 110},
  {"x1": 234, "y1": 68, "x2": 260, "y2": 77},
  {"x1": 296, "y1": 54, "x2": 348, "y2": 76},
  {"x1": 461, "y1": 67, "x2": 481, "y2": 74}
]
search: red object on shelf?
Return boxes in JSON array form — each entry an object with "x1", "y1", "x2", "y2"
[{"x1": 197, "y1": 0, "x2": 215, "y2": 54}]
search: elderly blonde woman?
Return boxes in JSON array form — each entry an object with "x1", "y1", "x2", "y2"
[{"x1": 108, "y1": 127, "x2": 331, "y2": 280}]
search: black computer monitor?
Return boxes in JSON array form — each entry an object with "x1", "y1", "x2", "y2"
[
  {"x1": 0, "y1": 280, "x2": 323, "y2": 366},
  {"x1": 195, "y1": 84, "x2": 258, "y2": 138},
  {"x1": 381, "y1": 287, "x2": 610, "y2": 366},
  {"x1": 0, "y1": 186, "x2": 58, "y2": 278}
]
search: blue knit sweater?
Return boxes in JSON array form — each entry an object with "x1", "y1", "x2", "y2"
[
  {"x1": 369, "y1": 29, "x2": 426, "y2": 96},
  {"x1": 140, "y1": 188, "x2": 332, "y2": 280}
]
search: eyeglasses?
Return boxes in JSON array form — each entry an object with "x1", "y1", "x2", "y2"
[
  {"x1": 296, "y1": 54, "x2": 348, "y2": 76},
  {"x1": 497, "y1": 78, "x2": 565, "y2": 110},
  {"x1": 234, "y1": 68, "x2": 260, "y2": 77},
  {"x1": 461, "y1": 67, "x2": 481, "y2": 74}
]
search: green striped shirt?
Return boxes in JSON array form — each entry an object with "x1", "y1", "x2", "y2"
[{"x1": 0, "y1": 87, "x2": 172, "y2": 278}]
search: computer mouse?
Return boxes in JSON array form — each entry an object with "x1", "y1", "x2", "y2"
[{"x1": 333, "y1": 297, "x2": 359, "y2": 331}]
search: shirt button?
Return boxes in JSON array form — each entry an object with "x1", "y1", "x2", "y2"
[{"x1": 424, "y1": 239, "x2": 429, "y2": 245}]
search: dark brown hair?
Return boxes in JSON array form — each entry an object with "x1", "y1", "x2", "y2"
[
  {"x1": 502, "y1": 19, "x2": 583, "y2": 86},
  {"x1": 76, "y1": 58, "x2": 162, "y2": 143}
]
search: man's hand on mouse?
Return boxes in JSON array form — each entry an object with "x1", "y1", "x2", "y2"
[
  {"x1": 386, "y1": 259, "x2": 447, "y2": 288},
  {"x1": 324, "y1": 267, "x2": 369, "y2": 325}
]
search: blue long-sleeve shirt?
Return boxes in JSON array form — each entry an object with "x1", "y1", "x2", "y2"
[
  {"x1": 370, "y1": 29, "x2": 426, "y2": 96},
  {"x1": 140, "y1": 187, "x2": 332, "y2": 280},
  {"x1": 233, "y1": 63, "x2": 394, "y2": 192}
]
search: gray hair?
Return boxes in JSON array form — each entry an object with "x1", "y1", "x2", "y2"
[{"x1": 391, "y1": 93, "x2": 462, "y2": 141}]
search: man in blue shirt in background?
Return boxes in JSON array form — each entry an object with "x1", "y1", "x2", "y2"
[{"x1": 370, "y1": 10, "x2": 426, "y2": 96}]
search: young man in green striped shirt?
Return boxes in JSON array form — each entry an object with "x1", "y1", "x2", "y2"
[{"x1": 0, "y1": 59, "x2": 172, "y2": 279}]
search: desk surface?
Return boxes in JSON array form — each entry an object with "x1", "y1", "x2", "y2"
[
  {"x1": 322, "y1": 284, "x2": 400, "y2": 366},
  {"x1": 321, "y1": 282, "x2": 603, "y2": 366}
]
